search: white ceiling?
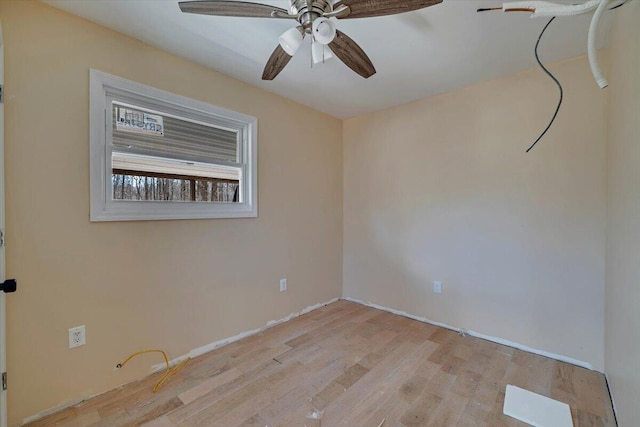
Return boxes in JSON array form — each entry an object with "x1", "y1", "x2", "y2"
[{"x1": 43, "y1": 0, "x2": 612, "y2": 118}]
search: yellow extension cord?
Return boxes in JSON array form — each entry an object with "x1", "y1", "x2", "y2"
[{"x1": 116, "y1": 349, "x2": 190, "y2": 393}]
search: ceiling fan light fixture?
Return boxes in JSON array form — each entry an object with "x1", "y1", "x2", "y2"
[
  {"x1": 312, "y1": 17, "x2": 337, "y2": 45},
  {"x1": 312, "y1": 41, "x2": 333, "y2": 64},
  {"x1": 278, "y1": 27, "x2": 304, "y2": 56}
]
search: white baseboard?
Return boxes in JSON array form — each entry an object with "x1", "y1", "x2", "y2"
[
  {"x1": 342, "y1": 297, "x2": 595, "y2": 371},
  {"x1": 22, "y1": 297, "x2": 339, "y2": 426},
  {"x1": 150, "y1": 297, "x2": 340, "y2": 372}
]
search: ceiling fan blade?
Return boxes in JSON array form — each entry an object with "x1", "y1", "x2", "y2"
[
  {"x1": 262, "y1": 45, "x2": 293, "y2": 80},
  {"x1": 179, "y1": 1, "x2": 291, "y2": 18},
  {"x1": 328, "y1": 30, "x2": 376, "y2": 79},
  {"x1": 334, "y1": 0, "x2": 442, "y2": 19}
]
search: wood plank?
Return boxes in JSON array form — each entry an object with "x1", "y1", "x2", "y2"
[{"x1": 178, "y1": 368, "x2": 243, "y2": 405}]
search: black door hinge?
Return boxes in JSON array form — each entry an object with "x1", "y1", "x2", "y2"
[{"x1": 2, "y1": 372, "x2": 6, "y2": 391}]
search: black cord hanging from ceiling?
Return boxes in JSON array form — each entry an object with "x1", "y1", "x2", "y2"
[
  {"x1": 526, "y1": 17, "x2": 562, "y2": 153},
  {"x1": 475, "y1": 0, "x2": 633, "y2": 152}
]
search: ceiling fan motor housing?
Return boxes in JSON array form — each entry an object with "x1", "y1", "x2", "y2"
[{"x1": 290, "y1": 0, "x2": 333, "y2": 31}]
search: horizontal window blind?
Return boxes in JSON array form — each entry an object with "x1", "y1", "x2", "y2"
[{"x1": 112, "y1": 102, "x2": 238, "y2": 163}]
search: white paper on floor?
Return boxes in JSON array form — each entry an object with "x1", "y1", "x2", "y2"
[{"x1": 503, "y1": 385, "x2": 573, "y2": 427}]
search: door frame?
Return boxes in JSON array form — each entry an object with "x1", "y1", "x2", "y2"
[{"x1": 0, "y1": 17, "x2": 7, "y2": 427}]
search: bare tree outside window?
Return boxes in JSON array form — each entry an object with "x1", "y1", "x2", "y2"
[{"x1": 112, "y1": 172, "x2": 239, "y2": 202}]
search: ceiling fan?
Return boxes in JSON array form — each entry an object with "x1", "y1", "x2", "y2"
[{"x1": 179, "y1": 0, "x2": 443, "y2": 80}]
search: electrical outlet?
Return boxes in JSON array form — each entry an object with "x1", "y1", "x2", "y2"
[
  {"x1": 433, "y1": 281, "x2": 442, "y2": 294},
  {"x1": 279, "y1": 278, "x2": 287, "y2": 292},
  {"x1": 69, "y1": 325, "x2": 86, "y2": 349}
]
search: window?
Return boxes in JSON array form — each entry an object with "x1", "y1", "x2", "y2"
[{"x1": 89, "y1": 70, "x2": 257, "y2": 221}]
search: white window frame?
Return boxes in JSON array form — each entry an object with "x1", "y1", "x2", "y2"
[{"x1": 89, "y1": 69, "x2": 257, "y2": 221}]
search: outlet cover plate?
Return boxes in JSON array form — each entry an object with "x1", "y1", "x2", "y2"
[
  {"x1": 280, "y1": 278, "x2": 287, "y2": 292},
  {"x1": 69, "y1": 325, "x2": 86, "y2": 349},
  {"x1": 433, "y1": 281, "x2": 442, "y2": 294}
]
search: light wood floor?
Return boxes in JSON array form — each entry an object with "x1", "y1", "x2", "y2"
[{"x1": 28, "y1": 300, "x2": 616, "y2": 426}]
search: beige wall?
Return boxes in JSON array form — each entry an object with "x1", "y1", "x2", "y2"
[
  {"x1": 605, "y1": 1, "x2": 640, "y2": 426},
  {"x1": 344, "y1": 55, "x2": 607, "y2": 370},
  {"x1": 0, "y1": 1, "x2": 343, "y2": 425},
  {"x1": 2, "y1": 0, "x2": 631, "y2": 424}
]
